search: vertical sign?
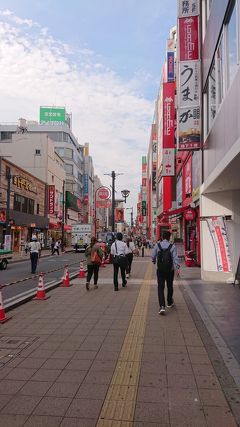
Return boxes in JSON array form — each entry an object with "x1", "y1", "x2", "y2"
[
  {"x1": 83, "y1": 174, "x2": 88, "y2": 195},
  {"x1": 177, "y1": 0, "x2": 201, "y2": 150},
  {"x1": 162, "y1": 148, "x2": 175, "y2": 176},
  {"x1": 206, "y1": 217, "x2": 232, "y2": 272},
  {"x1": 167, "y1": 51, "x2": 175, "y2": 82},
  {"x1": 48, "y1": 185, "x2": 55, "y2": 214},
  {"x1": 163, "y1": 82, "x2": 175, "y2": 148}
]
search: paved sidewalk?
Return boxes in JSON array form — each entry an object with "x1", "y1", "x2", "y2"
[{"x1": 0, "y1": 257, "x2": 239, "y2": 426}]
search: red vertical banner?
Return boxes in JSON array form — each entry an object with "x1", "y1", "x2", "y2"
[
  {"x1": 48, "y1": 185, "x2": 55, "y2": 214},
  {"x1": 179, "y1": 16, "x2": 199, "y2": 61},
  {"x1": 162, "y1": 82, "x2": 175, "y2": 148}
]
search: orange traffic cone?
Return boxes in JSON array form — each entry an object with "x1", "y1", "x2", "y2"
[
  {"x1": 33, "y1": 273, "x2": 50, "y2": 300},
  {"x1": 0, "y1": 287, "x2": 12, "y2": 323},
  {"x1": 78, "y1": 261, "x2": 86, "y2": 278},
  {"x1": 101, "y1": 254, "x2": 106, "y2": 268},
  {"x1": 61, "y1": 265, "x2": 71, "y2": 287}
]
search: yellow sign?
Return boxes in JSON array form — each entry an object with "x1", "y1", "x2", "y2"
[{"x1": 12, "y1": 176, "x2": 32, "y2": 192}]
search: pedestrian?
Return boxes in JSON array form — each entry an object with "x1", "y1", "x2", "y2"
[
  {"x1": 28, "y1": 235, "x2": 41, "y2": 274},
  {"x1": 125, "y1": 237, "x2": 135, "y2": 278},
  {"x1": 50, "y1": 238, "x2": 55, "y2": 255},
  {"x1": 110, "y1": 232, "x2": 127, "y2": 291},
  {"x1": 152, "y1": 230, "x2": 180, "y2": 315},
  {"x1": 53, "y1": 240, "x2": 60, "y2": 255},
  {"x1": 24, "y1": 241, "x2": 29, "y2": 255},
  {"x1": 85, "y1": 236, "x2": 103, "y2": 290}
]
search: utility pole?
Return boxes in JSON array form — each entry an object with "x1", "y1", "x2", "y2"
[
  {"x1": 104, "y1": 170, "x2": 123, "y2": 234},
  {"x1": 5, "y1": 171, "x2": 11, "y2": 236},
  {"x1": 61, "y1": 180, "x2": 65, "y2": 252}
]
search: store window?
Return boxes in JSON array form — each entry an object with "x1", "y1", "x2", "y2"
[{"x1": 226, "y1": 0, "x2": 238, "y2": 87}]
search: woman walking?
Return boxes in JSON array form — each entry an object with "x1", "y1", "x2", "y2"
[
  {"x1": 125, "y1": 238, "x2": 135, "y2": 278},
  {"x1": 85, "y1": 237, "x2": 103, "y2": 291}
]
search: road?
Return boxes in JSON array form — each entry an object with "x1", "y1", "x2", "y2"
[{"x1": 1, "y1": 252, "x2": 85, "y2": 308}]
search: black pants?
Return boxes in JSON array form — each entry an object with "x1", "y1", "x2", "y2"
[
  {"x1": 126, "y1": 253, "x2": 133, "y2": 274},
  {"x1": 87, "y1": 264, "x2": 100, "y2": 285},
  {"x1": 113, "y1": 263, "x2": 126, "y2": 288},
  {"x1": 157, "y1": 269, "x2": 174, "y2": 307},
  {"x1": 30, "y1": 252, "x2": 39, "y2": 274}
]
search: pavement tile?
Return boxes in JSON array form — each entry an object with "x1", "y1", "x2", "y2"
[
  {"x1": 41, "y1": 358, "x2": 69, "y2": 370},
  {"x1": 166, "y1": 360, "x2": 193, "y2": 375},
  {"x1": 134, "y1": 423, "x2": 166, "y2": 427},
  {"x1": 143, "y1": 345, "x2": 165, "y2": 354},
  {"x1": 168, "y1": 388, "x2": 200, "y2": 406},
  {"x1": 38, "y1": 342, "x2": 61, "y2": 351},
  {"x1": 65, "y1": 359, "x2": 93, "y2": 371},
  {"x1": 203, "y1": 406, "x2": 237, "y2": 427},
  {"x1": 140, "y1": 360, "x2": 166, "y2": 374},
  {"x1": 100, "y1": 342, "x2": 123, "y2": 352},
  {"x1": 31, "y1": 369, "x2": 61, "y2": 382},
  {"x1": 56, "y1": 370, "x2": 87, "y2": 384},
  {"x1": 0, "y1": 379, "x2": 25, "y2": 394},
  {"x1": 195, "y1": 374, "x2": 221, "y2": 390},
  {"x1": 169, "y1": 405, "x2": 206, "y2": 426},
  {"x1": 137, "y1": 386, "x2": 168, "y2": 403},
  {"x1": 46, "y1": 382, "x2": 80, "y2": 398},
  {"x1": 90, "y1": 359, "x2": 117, "y2": 371},
  {"x1": 192, "y1": 364, "x2": 216, "y2": 376},
  {"x1": 6, "y1": 357, "x2": 25, "y2": 368},
  {"x1": 141, "y1": 352, "x2": 165, "y2": 364},
  {"x1": 24, "y1": 415, "x2": 62, "y2": 427},
  {"x1": 189, "y1": 354, "x2": 211, "y2": 365},
  {"x1": 28, "y1": 349, "x2": 54, "y2": 358},
  {"x1": 19, "y1": 381, "x2": 53, "y2": 396},
  {"x1": 167, "y1": 374, "x2": 197, "y2": 389},
  {"x1": 76, "y1": 382, "x2": 109, "y2": 399},
  {"x1": 199, "y1": 388, "x2": 229, "y2": 407},
  {"x1": 0, "y1": 414, "x2": 28, "y2": 427},
  {"x1": 17, "y1": 357, "x2": 46, "y2": 369},
  {"x1": 72, "y1": 351, "x2": 97, "y2": 360},
  {"x1": 65, "y1": 398, "x2": 103, "y2": 419},
  {"x1": 134, "y1": 401, "x2": 169, "y2": 424},
  {"x1": 84, "y1": 370, "x2": 113, "y2": 384},
  {"x1": 50, "y1": 350, "x2": 76, "y2": 359},
  {"x1": 5, "y1": 368, "x2": 36, "y2": 381},
  {"x1": 139, "y1": 372, "x2": 167, "y2": 388},
  {"x1": 0, "y1": 394, "x2": 12, "y2": 410},
  {"x1": 60, "y1": 417, "x2": 97, "y2": 426},
  {"x1": 187, "y1": 346, "x2": 208, "y2": 355},
  {"x1": 0, "y1": 367, "x2": 13, "y2": 379},
  {"x1": 95, "y1": 350, "x2": 119, "y2": 361},
  {"x1": 1, "y1": 394, "x2": 42, "y2": 415},
  {"x1": 33, "y1": 396, "x2": 72, "y2": 416}
]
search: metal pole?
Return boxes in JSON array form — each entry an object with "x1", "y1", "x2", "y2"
[
  {"x1": 61, "y1": 180, "x2": 65, "y2": 252},
  {"x1": 6, "y1": 172, "x2": 11, "y2": 235},
  {"x1": 111, "y1": 171, "x2": 115, "y2": 233},
  {"x1": 131, "y1": 209, "x2": 133, "y2": 227},
  {"x1": 94, "y1": 188, "x2": 97, "y2": 237}
]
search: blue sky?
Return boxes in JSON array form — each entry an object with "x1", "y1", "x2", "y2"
[{"x1": 0, "y1": 0, "x2": 176, "y2": 216}]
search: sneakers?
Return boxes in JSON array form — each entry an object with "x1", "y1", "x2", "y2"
[
  {"x1": 122, "y1": 281, "x2": 127, "y2": 287},
  {"x1": 86, "y1": 282, "x2": 90, "y2": 291},
  {"x1": 126, "y1": 274, "x2": 129, "y2": 279},
  {"x1": 167, "y1": 302, "x2": 174, "y2": 308},
  {"x1": 158, "y1": 306, "x2": 166, "y2": 315},
  {"x1": 94, "y1": 284, "x2": 98, "y2": 289}
]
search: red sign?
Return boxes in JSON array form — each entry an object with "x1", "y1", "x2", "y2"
[
  {"x1": 115, "y1": 208, "x2": 124, "y2": 223},
  {"x1": 142, "y1": 178, "x2": 147, "y2": 187},
  {"x1": 184, "y1": 208, "x2": 196, "y2": 221},
  {"x1": 83, "y1": 195, "x2": 89, "y2": 205},
  {"x1": 163, "y1": 83, "x2": 175, "y2": 148},
  {"x1": 96, "y1": 200, "x2": 111, "y2": 208},
  {"x1": 0, "y1": 210, "x2": 6, "y2": 223},
  {"x1": 97, "y1": 187, "x2": 111, "y2": 200},
  {"x1": 48, "y1": 185, "x2": 55, "y2": 214},
  {"x1": 179, "y1": 16, "x2": 199, "y2": 61}
]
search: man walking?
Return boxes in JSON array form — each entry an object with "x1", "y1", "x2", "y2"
[
  {"x1": 28, "y1": 235, "x2": 41, "y2": 274},
  {"x1": 152, "y1": 230, "x2": 180, "y2": 315},
  {"x1": 111, "y1": 232, "x2": 127, "y2": 291}
]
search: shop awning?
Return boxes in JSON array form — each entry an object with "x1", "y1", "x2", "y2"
[{"x1": 158, "y1": 205, "x2": 191, "y2": 221}]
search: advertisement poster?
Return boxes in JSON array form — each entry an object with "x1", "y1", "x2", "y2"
[
  {"x1": 4, "y1": 234, "x2": 11, "y2": 251},
  {"x1": 179, "y1": 16, "x2": 199, "y2": 61},
  {"x1": 115, "y1": 208, "x2": 124, "y2": 223},
  {"x1": 167, "y1": 51, "x2": 175, "y2": 82},
  {"x1": 163, "y1": 82, "x2": 175, "y2": 148},
  {"x1": 0, "y1": 210, "x2": 6, "y2": 223},
  {"x1": 179, "y1": 61, "x2": 200, "y2": 107},
  {"x1": 162, "y1": 148, "x2": 175, "y2": 176},
  {"x1": 206, "y1": 217, "x2": 232, "y2": 272},
  {"x1": 177, "y1": 107, "x2": 201, "y2": 149}
]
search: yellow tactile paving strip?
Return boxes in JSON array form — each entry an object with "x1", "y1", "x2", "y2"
[{"x1": 96, "y1": 263, "x2": 153, "y2": 427}]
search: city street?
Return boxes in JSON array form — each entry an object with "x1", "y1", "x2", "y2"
[
  {"x1": 0, "y1": 255, "x2": 240, "y2": 426},
  {"x1": 1, "y1": 252, "x2": 84, "y2": 308}
]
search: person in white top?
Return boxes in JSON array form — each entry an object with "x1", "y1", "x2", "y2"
[
  {"x1": 28, "y1": 235, "x2": 41, "y2": 274},
  {"x1": 110, "y1": 232, "x2": 128, "y2": 291},
  {"x1": 125, "y1": 238, "x2": 135, "y2": 278}
]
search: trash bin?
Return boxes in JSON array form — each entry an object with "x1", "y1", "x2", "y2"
[{"x1": 185, "y1": 250, "x2": 195, "y2": 267}]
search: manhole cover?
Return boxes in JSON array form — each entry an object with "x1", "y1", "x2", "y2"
[{"x1": 0, "y1": 336, "x2": 39, "y2": 368}]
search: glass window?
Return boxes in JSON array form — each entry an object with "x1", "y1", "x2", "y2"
[
  {"x1": 207, "y1": 60, "x2": 216, "y2": 132},
  {"x1": 28, "y1": 199, "x2": 34, "y2": 215},
  {"x1": 216, "y1": 35, "x2": 225, "y2": 105},
  {"x1": 55, "y1": 147, "x2": 65, "y2": 158},
  {"x1": 226, "y1": 1, "x2": 238, "y2": 86},
  {"x1": 63, "y1": 132, "x2": 68, "y2": 142},
  {"x1": 49, "y1": 132, "x2": 63, "y2": 142},
  {"x1": 1, "y1": 132, "x2": 13, "y2": 140},
  {"x1": 65, "y1": 148, "x2": 73, "y2": 159}
]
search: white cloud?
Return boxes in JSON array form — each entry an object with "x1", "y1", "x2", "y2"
[{"x1": 0, "y1": 11, "x2": 154, "y2": 214}]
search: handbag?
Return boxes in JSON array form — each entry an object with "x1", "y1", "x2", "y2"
[
  {"x1": 91, "y1": 249, "x2": 102, "y2": 265},
  {"x1": 113, "y1": 242, "x2": 127, "y2": 266}
]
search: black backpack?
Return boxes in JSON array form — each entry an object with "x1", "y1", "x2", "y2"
[{"x1": 157, "y1": 243, "x2": 173, "y2": 272}]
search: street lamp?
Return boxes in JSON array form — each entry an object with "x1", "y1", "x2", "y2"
[
  {"x1": 121, "y1": 189, "x2": 130, "y2": 203},
  {"x1": 104, "y1": 171, "x2": 123, "y2": 233}
]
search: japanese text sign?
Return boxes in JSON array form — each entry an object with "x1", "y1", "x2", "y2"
[
  {"x1": 48, "y1": 185, "x2": 55, "y2": 215},
  {"x1": 163, "y1": 83, "x2": 175, "y2": 148},
  {"x1": 162, "y1": 148, "x2": 175, "y2": 176},
  {"x1": 179, "y1": 61, "x2": 200, "y2": 107},
  {"x1": 178, "y1": 0, "x2": 199, "y2": 16},
  {"x1": 179, "y1": 16, "x2": 199, "y2": 61}
]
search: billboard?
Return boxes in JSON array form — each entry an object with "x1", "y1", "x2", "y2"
[
  {"x1": 179, "y1": 16, "x2": 199, "y2": 61},
  {"x1": 115, "y1": 208, "x2": 124, "y2": 223},
  {"x1": 162, "y1": 148, "x2": 175, "y2": 176},
  {"x1": 40, "y1": 107, "x2": 66, "y2": 124},
  {"x1": 83, "y1": 174, "x2": 88, "y2": 195},
  {"x1": 163, "y1": 83, "x2": 175, "y2": 148},
  {"x1": 167, "y1": 51, "x2": 175, "y2": 82},
  {"x1": 179, "y1": 61, "x2": 200, "y2": 107}
]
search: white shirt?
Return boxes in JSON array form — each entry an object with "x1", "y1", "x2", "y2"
[
  {"x1": 125, "y1": 241, "x2": 135, "y2": 255},
  {"x1": 111, "y1": 240, "x2": 127, "y2": 256},
  {"x1": 28, "y1": 241, "x2": 41, "y2": 253}
]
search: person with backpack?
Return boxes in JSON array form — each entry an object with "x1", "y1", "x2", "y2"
[
  {"x1": 152, "y1": 230, "x2": 180, "y2": 315},
  {"x1": 85, "y1": 236, "x2": 103, "y2": 290}
]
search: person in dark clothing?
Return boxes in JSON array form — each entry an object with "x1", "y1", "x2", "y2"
[
  {"x1": 85, "y1": 237, "x2": 103, "y2": 290},
  {"x1": 152, "y1": 230, "x2": 180, "y2": 315},
  {"x1": 125, "y1": 238, "x2": 135, "y2": 278},
  {"x1": 110, "y1": 232, "x2": 127, "y2": 291}
]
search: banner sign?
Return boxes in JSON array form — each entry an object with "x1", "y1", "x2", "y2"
[
  {"x1": 162, "y1": 148, "x2": 175, "y2": 176},
  {"x1": 179, "y1": 16, "x2": 199, "y2": 61},
  {"x1": 40, "y1": 107, "x2": 66, "y2": 124},
  {"x1": 96, "y1": 200, "x2": 111, "y2": 209},
  {"x1": 206, "y1": 217, "x2": 232, "y2": 272},
  {"x1": 167, "y1": 51, "x2": 175, "y2": 82},
  {"x1": 142, "y1": 200, "x2": 147, "y2": 216},
  {"x1": 48, "y1": 185, "x2": 55, "y2": 214},
  {"x1": 163, "y1": 83, "x2": 175, "y2": 148},
  {"x1": 179, "y1": 61, "x2": 200, "y2": 107},
  {"x1": 152, "y1": 171, "x2": 156, "y2": 191},
  {"x1": 115, "y1": 208, "x2": 124, "y2": 223},
  {"x1": 83, "y1": 174, "x2": 88, "y2": 194},
  {"x1": 97, "y1": 187, "x2": 111, "y2": 200},
  {"x1": 178, "y1": 107, "x2": 201, "y2": 149},
  {"x1": 0, "y1": 210, "x2": 6, "y2": 223},
  {"x1": 178, "y1": 0, "x2": 199, "y2": 16}
]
